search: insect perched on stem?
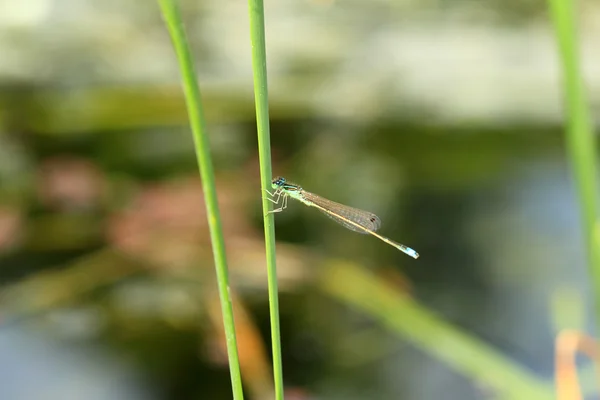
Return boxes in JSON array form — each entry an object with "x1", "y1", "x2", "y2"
[{"x1": 264, "y1": 176, "x2": 419, "y2": 259}]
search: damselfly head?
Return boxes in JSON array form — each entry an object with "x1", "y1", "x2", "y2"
[{"x1": 272, "y1": 176, "x2": 286, "y2": 188}]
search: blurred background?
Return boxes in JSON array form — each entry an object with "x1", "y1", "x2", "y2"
[{"x1": 1, "y1": 0, "x2": 599, "y2": 399}]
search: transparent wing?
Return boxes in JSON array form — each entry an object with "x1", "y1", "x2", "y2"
[{"x1": 301, "y1": 191, "x2": 381, "y2": 234}]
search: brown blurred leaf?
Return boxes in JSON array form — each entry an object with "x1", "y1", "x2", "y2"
[
  {"x1": 105, "y1": 174, "x2": 312, "y2": 291},
  {"x1": 555, "y1": 330, "x2": 600, "y2": 400},
  {"x1": 206, "y1": 291, "x2": 273, "y2": 400},
  {"x1": 37, "y1": 156, "x2": 106, "y2": 211},
  {"x1": 0, "y1": 206, "x2": 23, "y2": 252}
]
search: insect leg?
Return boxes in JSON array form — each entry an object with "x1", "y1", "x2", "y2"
[{"x1": 267, "y1": 194, "x2": 289, "y2": 214}]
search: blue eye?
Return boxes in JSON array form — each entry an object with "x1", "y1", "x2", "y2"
[{"x1": 272, "y1": 176, "x2": 285, "y2": 186}]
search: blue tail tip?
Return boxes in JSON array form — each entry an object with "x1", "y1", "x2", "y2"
[{"x1": 407, "y1": 249, "x2": 419, "y2": 259}]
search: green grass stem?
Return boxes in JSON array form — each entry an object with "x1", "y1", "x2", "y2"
[
  {"x1": 247, "y1": 1, "x2": 284, "y2": 399},
  {"x1": 547, "y1": 0, "x2": 600, "y2": 324},
  {"x1": 320, "y1": 261, "x2": 555, "y2": 400},
  {"x1": 157, "y1": 1, "x2": 245, "y2": 398}
]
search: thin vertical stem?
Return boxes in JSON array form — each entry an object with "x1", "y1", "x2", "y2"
[
  {"x1": 157, "y1": 1, "x2": 245, "y2": 398},
  {"x1": 247, "y1": 0, "x2": 284, "y2": 399},
  {"x1": 548, "y1": 0, "x2": 600, "y2": 326}
]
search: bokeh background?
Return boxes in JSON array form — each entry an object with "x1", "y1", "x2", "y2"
[{"x1": 1, "y1": 0, "x2": 599, "y2": 399}]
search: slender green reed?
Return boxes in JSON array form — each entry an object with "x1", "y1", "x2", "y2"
[
  {"x1": 321, "y1": 261, "x2": 555, "y2": 400},
  {"x1": 548, "y1": 0, "x2": 600, "y2": 323},
  {"x1": 157, "y1": 1, "x2": 245, "y2": 398},
  {"x1": 246, "y1": 1, "x2": 284, "y2": 399}
]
